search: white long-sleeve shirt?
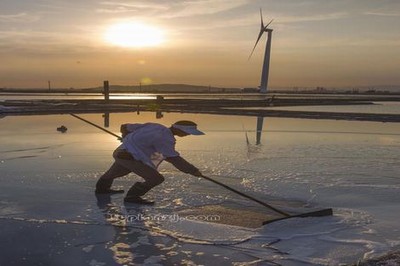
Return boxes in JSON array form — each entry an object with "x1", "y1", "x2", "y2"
[
  {"x1": 121, "y1": 123, "x2": 179, "y2": 168},
  {"x1": 119, "y1": 123, "x2": 199, "y2": 174}
]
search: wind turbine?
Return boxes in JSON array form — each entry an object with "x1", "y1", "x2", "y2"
[{"x1": 249, "y1": 9, "x2": 273, "y2": 94}]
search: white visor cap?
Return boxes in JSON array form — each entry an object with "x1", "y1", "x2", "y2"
[{"x1": 172, "y1": 124, "x2": 205, "y2": 135}]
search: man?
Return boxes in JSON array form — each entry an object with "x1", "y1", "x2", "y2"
[{"x1": 95, "y1": 120, "x2": 204, "y2": 204}]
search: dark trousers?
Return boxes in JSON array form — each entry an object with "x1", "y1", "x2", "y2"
[{"x1": 97, "y1": 149, "x2": 165, "y2": 197}]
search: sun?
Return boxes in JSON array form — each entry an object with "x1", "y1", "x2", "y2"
[{"x1": 104, "y1": 22, "x2": 165, "y2": 48}]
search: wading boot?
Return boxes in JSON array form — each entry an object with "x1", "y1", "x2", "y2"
[
  {"x1": 124, "y1": 182, "x2": 154, "y2": 205},
  {"x1": 95, "y1": 178, "x2": 124, "y2": 194}
]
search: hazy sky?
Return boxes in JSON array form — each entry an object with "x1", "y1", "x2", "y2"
[{"x1": 1, "y1": 0, "x2": 400, "y2": 89}]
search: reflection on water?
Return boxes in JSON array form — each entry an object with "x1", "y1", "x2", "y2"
[
  {"x1": 2, "y1": 109, "x2": 399, "y2": 180},
  {"x1": 1, "y1": 110, "x2": 399, "y2": 163},
  {"x1": 0, "y1": 93, "x2": 157, "y2": 101},
  {"x1": 96, "y1": 194, "x2": 134, "y2": 265},
  {"x1": 256, "y1": 116, "x2": 264, "y2": 145}
]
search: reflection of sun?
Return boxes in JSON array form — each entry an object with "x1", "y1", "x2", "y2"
[{"x1": 104, "y1": 22, "x2": 164, "y2": 48}]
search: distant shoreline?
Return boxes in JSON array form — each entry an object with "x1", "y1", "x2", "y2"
[
  {"x1": 1, "y1": 91, "x2": 400, "y2": 101},
  {"x1": 1, "y1": 83, "x2": 400, "y2": 96}
]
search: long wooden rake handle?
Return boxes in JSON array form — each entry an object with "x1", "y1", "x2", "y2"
[{"x1": 200, "y1": 174, "x2": 290, "y2": 217}]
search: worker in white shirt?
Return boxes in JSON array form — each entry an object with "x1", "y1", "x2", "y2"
[{"x1": 95, "y1": 120, "x2": 204, "y2": 204}]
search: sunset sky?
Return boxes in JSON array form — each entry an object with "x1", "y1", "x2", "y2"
[{"x1": 1, "y1": 0, "x2": 400, "y2": 89}]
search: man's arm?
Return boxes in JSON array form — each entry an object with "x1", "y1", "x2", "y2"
[{"x1": 165, "y1": 156, "x2": 202, "y2": 176}]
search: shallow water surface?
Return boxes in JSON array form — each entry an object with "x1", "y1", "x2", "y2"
[{"x1": 1, "y1": 111, "x2": 399, "y2": 265}]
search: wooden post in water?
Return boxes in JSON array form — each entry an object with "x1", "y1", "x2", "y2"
[
  {"x1": 156, "y1": 95, "x2": 164, "y2": 104},
  {"x1": 103, "y1": 112, "x2": 110, "y2": 128},
  {"x1": 156, "y1": 96, "x2": 163, "y2": 118},
  {"x1": 156, "y1": 110, "x2": 163, "y2": 119},
  {"x1": 103, "y1": 80, "x2": 110, "y2": 102}
]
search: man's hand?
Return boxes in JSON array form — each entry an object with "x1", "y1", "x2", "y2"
[
  {"x1": 120, "y1": 124, "x2": 129, "y2": 138},
  {"x1": 192, "y1": 170, "x2": 203, "y2": 177}
]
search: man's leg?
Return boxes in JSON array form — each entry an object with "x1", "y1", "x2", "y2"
[
  {"x1": 115, "y1": 157, "x2": 165, "y2": 203},
  {"x1": 95, "y1": 162, "x2": 130, "y2": 194}
]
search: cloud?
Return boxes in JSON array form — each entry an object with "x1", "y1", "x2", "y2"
[
  {"x1": 362, "y1": 2, "x2": 400, "y2": 17},
  {"x1": 162, "y1": 0, "x2": 249, "y2": 18},
  {"x1": 174, "y1": 10, "x2": 349, "y2": 32},
  {"x1": 0, "y1": 29, "x2": 101, "y2": 56},
  {"x1": 278, "y1": 12, "x2": 348, "y2": 24},
  {"x1": 0, "y1": 12, "x2": 40, "y2": 23},
  {"x1": 364, "y1": 11, "x2": 400, "y2": 17},
  {"x1": 97, "y1": 1, "x2": 168, "y2": 13},
  {"x1": 97, "y1": 0, "x2": 249, "y2": 17},
  {"x1": 0, "y1": 30, "x2": 58, "y2": 48}
]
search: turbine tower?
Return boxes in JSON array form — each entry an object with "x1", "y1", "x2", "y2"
[{"x1": 249, "y1": 9, "x2": 273, "y2": 94}]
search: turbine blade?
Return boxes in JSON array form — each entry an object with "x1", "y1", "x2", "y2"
[
  {"x1": 248, "y1": 29, "x2": 265, "y2": 60},
  {"x1": 264, "y1": 19, "x2": 274, "y2": 30},
  {"x1": 260, "y1": 8, "x2": 264, "y2": 28},
  {"x1": 248, "y1": 9, "x2": 270, "y2": 60}
]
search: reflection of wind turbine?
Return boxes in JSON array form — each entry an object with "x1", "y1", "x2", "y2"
[
  {"x1": 256, "y1": 116, "x2": 264, "y2": 145},
  {"x1": 249, "y1": 9, "x2": 273, "y2": 94},
  {"x1": 243, "y1": 117, "x2": 265, "y2": 159}
]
